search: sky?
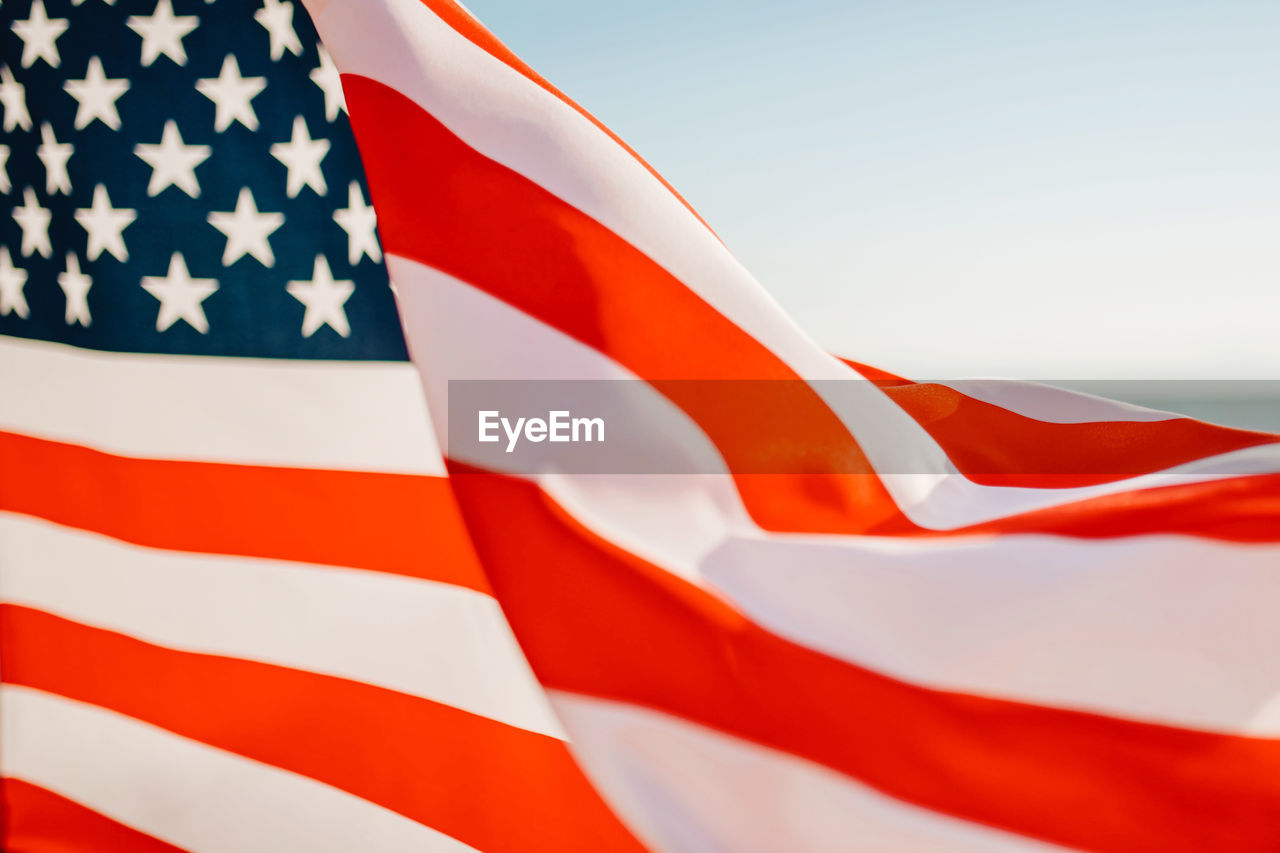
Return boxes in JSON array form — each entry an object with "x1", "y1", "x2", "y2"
[{"x1": 465, "y1": 0, "x2": 1279, "y2": 381}]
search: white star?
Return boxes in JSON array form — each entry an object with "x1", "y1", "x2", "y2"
[
  {"x1": 255, "y1": 0, "x2": 301, "y2": 61},
  {"x1": 0, "y1": 66, "x2": 31, "y2": 131},
  {"x1": 14, "y1": 187, "x2": 52, "y2": 258},
  {"x1": 134, "y1": 119, "x2": 210, "y2": 197},
  {"x1": 142, "y1": 253, "x2": 217, "y2": 333},
  {"x1": 37, "y1": 122, "x2": 72, "y2": 195},
  {"x1": 0, "y1": 246, "x2": 30, "y2": 319},
  {"x1": 64, "y1": 57, "x2": 129, "y2": 130},
  {"x1": 196, "y1": 55, "x2": 266, "y2": 132},
  {"x1": 58, "y1": 252, "x2": 92, "y2": 326},
  {"x1": 288, "y1": 255, "x2": 354, "y2": 338},
  {"x1": 310, "y1": 45, "x2": 345, "y2": 122},
  {"x1": 270, "y1": 115, "x2": 328, "y2": 197},
  {"x1": 127, "y1": 0, "x2": 199, "y2": 67},
  {"x1": 208, "y1": 187, "x2": 284, "y2": 266},
  {"x1": 0, "y1": 144, "x2": 10, "y2": 193},
  {"x1": 12, "y1": 0, "x2": 68, "y2": 69},
  {"x1": 334, "y1": 181, "x2": 381, "y2": 265},
  {"x1": 75, "y1": 184, "x2": 137, "y2": 262}
]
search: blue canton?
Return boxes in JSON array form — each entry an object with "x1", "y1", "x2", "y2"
[{"x1": 0, "y1": 0, "x2": 409, "y2": 361}]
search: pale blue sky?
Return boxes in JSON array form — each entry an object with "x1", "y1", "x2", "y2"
[{"x1": 466, "y1": 1, "x2": 1279, "y2": 380}]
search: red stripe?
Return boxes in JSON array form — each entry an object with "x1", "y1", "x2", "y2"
[
  {"x1": 410, "y1": 0, "x2": 718, "y2": 236},
  {"x1": 341, "y1": 77, "x2": 1280, "y2": 541},
  {"x1": 882, "y1": 382, "x2": 1277, "y2": 488},
  {"x1": 841, "y1": 364, "x2": 1280, "y2": 534},
  {"x1": 343, "y1": 74, "x2": 909, "y2": 535},
  {"x1": 448, "y1": 465, "x2": 1280, "y2": 852},
  {"x1": 838, "y1": 357, "x2": 913, "y2": 386},
  {"x1": 963, "y1": 470, "x2": 1280, "y2": 541},
  {"x1": 0, "y1": 430, "x2": 489, "y2": 592},
  {"x1": 0, "y1": 778, "x2": 185, "y2": 853},
  {"x1": 838, "y1": 359, "x2": 1279, "y2": 488},
  {"x1": 0, "y1": 606, "x2": 645, "y2": 853}
]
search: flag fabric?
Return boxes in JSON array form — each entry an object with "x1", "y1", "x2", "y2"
[
  {"x1": 308, "y1": 0, "x2": 1280, "y2": 850},
  {"x1": 3, "y1": 1, "x2": 1280, "y2": 852},
  {"x1": 0, "y1": 1, "x2": 640, "y2": 851}
]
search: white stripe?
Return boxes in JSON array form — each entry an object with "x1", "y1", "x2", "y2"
[
  {"x1": 0, "y1": 686, "x2": 477, "y2": 853},
  {"x1": 391, "y1": 259, "x2": 1280, "y2": 733},
  {"x1": 299, "y1": 0, "x2": 962, "y2": 513},
  {"x1": 939, "y1": 378, "x2": 1180, "y2": 423},
  {"x1": 0, "y1": 513, "x2": 563, "y2": 738},
  {"x1": 389, "y1": 255, "x2": 753, "y2": 579},
  {"x1": 0, "y1": 336, "x2": 443, "y2": 475},
  {"x1": 706, "y1": 531, "x2": 1280, "y2": 735},
  {"x1": 550, "y1": 691, "x2": 1064, "y2": 853},
  {"x1": 389, "y1": 255, "x2": 1280, "y2": 540},
  {"x1": 305, "y1": 0, "x2": 848, "y2": 387}
]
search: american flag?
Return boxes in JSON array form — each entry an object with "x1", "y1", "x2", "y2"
[
  {"x1": 1, "y1": 0, "x2": 635, "y2": 850},
  {"x1": 4, "y1": 0, "x2": 1280, "y2": 851}
]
